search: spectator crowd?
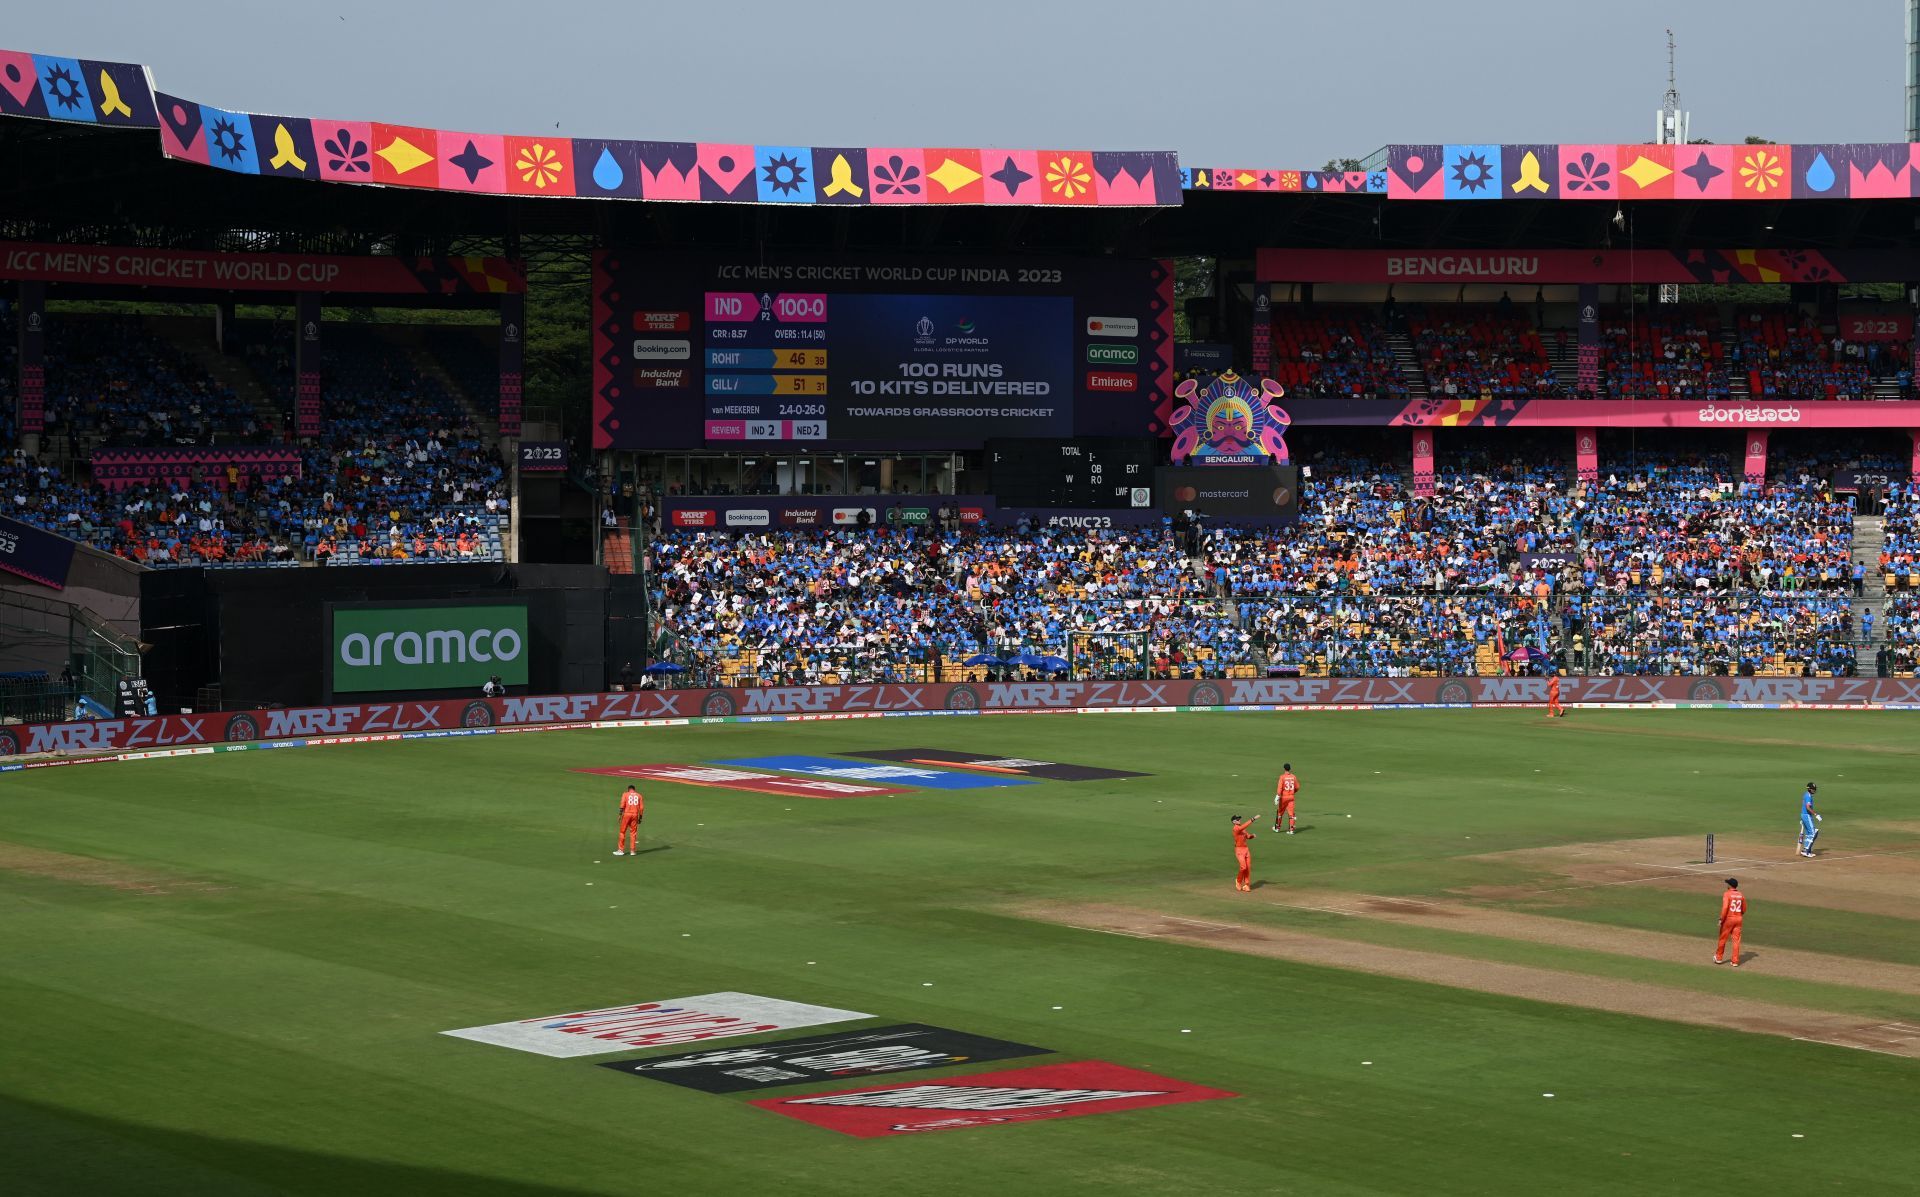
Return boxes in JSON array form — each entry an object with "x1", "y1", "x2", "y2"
[
  {"x1": 646, "y1": 446, "x2": 1906, "y2": 684},
  {"x1": 1, "y1": 317, "x2": 507, "y2": 566}
]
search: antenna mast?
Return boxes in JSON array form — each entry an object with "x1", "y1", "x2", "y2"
[{"x1": 1656, "y1": 29, "x2": 1689, "y2": 145}]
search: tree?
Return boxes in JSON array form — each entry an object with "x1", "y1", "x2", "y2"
[
  {"x1": 1171, "y1": 257, "x2": 1215, "y2": 342},
  {"x1": 1742, "y1": 135, "x2": 1776, "y2": 145},
  {"x1": 1322, "y1": 157, "x2": 1365, "y2": 172},
  {"x1": 520, "y1": 251, "x2": 591, "y2": 432}
]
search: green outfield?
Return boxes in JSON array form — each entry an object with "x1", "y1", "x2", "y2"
[{"x1": 4, "y1": 709, "x2": 1920, "y2": 1196}]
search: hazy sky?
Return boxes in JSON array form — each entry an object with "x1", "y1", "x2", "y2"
[{"x1": 10, "y1": 1, "x2": 1903, "y2": 163}]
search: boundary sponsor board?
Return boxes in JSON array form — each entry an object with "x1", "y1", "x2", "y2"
[
  {"x1": 749, "y1": 1060, "x2": 1235, "y2": 1137},
  {"x1": 851, "y1": 748, "x2": 1149, "y2": 782},
  {"x1": 443, "y1": 993, "x2": 874, "y2": 1058},
  {"x1": 329, "y1": 603, "x2": 530, "y2": 693},
  {"x1": 10, "y1": 677, "x2": 1920, "y2": 761},
  {"x1": 600, "y1": 1024, "x2": 1051, "y2": 1093},
  {"x1": 9, "y1": 689, "x2": 1920, "y2": 774},
  {"x1": 573, "y1": 763, "x2": 912, "y2": 799},
  {"x1": 712, "y1": 755, "x2": 1036, "y2": 790}
]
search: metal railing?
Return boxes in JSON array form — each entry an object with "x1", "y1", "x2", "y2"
[{"x1": 0, "y1": 590, "x2": 144, "y2": 720}]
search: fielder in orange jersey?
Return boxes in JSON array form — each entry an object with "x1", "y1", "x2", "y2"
[
  {"x1": 1714, "y1": 877, "x2": 1745, "y2": 966},
  {"x1": 1274, "y1": 763, "x2": 1301, "y2": 834},
  {"x1": 614, "y1": 784, "x2": 645, "y2": 856},
  {"x1": 1546, "y1": 671, "x2": 1566, "y2": 719},
  {"x1": 1232, "y1": 814, "x2": 1258, "y2": 891}
]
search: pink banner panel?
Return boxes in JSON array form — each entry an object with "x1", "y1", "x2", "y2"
[
  {"x1": 1743, "y1": 430, "x2": 1768, "y2": 482},
  {"x1": 866, "y1": 147, "x2": 927, "y2": 205},
  {"x1": 437, "y1": 131, "x2": 507, "y2": 193},
  {"x1": 1411, "y1": 428, "x2": 1435, "y2": 497},
  {"x1": 1255, "y1": 247, "x2": 1920, "y2": 286},
  {"x1": 982, "y1": 150, "x2": 1042, "y2": 205},
  {"x1": 1575, "y1": 427, "x2": 1598, "y2": 482},
  {"x1": 1557, "y1": 145, "x2": 1617, "y2": 199}
]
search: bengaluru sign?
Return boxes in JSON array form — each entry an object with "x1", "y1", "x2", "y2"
[{"x1": 330, "y1": 604, "x2": 530, "y2": 693}]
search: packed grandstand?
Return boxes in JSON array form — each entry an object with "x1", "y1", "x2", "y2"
[
  {"x1": 641, "y1": 441, "x2": 1903, "y2": 686},
  {"x1": 0, "y1": 306, "x2": 1915, "y2": 691},
  {"x1": 1, "y1": 313, "x2": 508, "y2": 567}
]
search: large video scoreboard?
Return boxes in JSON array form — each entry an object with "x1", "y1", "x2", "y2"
[{"x1": 593, "y1": 253, "x2": 1168, "y2": 450}]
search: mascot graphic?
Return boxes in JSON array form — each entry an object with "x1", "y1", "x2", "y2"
[{"x1": 1170, "y1": 370, "x2": 1291, "y2": 465}]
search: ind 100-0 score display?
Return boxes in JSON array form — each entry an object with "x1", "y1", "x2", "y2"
[
  {"x1": 592, "y1": 253, "x2": 1170, "y2": 450},
  {"x1": 988, "y1": 437, "x2": 1159, "y2": 509}
]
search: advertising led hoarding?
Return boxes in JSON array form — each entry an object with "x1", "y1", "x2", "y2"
[
  {"x1": 1156, "y1": 466, "x2": 1300, "y2": 521},
  {"x1": 593, "y1": 254, "x2": 1170, "y2": 450},
  {"x1": 330, "y1": 604, "x2": 530, "y2": 693}
]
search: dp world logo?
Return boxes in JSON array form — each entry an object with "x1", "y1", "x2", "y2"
[{"x1": 332, "y1": 604, "x2": 530, "y2": 694}]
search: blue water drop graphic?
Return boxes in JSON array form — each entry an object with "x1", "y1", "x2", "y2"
[
  {"x1": 1804, "y1": 152, "x2": 1835, "y2": 193},
  {"x1": 1305, "y1": 173, "x2": 1321, "y2": 191},
  {"x1": 592, "y1": 148, "x2": 624, "y2": 191}
]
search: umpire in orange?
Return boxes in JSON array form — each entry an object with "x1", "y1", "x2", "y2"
[
  {"x1": 1714, "y1": 877, "x2": 1745, "y2": 967},
  {"x1": 1231, "y1": 814, "x2": 1258, "y2": 892}
]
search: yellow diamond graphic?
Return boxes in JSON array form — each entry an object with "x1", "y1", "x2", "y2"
[
  {"x1": 927, "y1": 157, "x2": 982, "y2": 194},
  {"x1": 1620, "y1": 155, "x2": 1673, "y2": 189},
  {"x1": 1236, "y1": 171, "x2": 1257, "y2": 188},
  {"x1": 376, "y1": 136, "x2": 433, "y2": 175}
]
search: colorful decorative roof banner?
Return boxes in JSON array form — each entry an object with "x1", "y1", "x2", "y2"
[
  {"x1": 153, "y1": 109, "x2": 1182, "y2": 208},
  {"x1": 13, "y1": 45, "x2": 1920, "y2": 208},
  {"x1": 3, "y1": 45, "x2": 1177, "y2": 208},
  {"x1": 0, "y1": 49, "x2": 155, "y2": 127},
  {"x1": 1187, "y1": 143, "x2": 1920, "y2": 201}
]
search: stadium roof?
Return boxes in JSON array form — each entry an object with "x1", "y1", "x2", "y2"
[{"x1": 6, "y1": 45, "x2": 1920, "y2": 260}]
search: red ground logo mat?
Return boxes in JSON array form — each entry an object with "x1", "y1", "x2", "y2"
[
  {"x1": 748, "y1": 1060, "x2": 1236, "y2": 1137},
  {"x1": 573, "y1": 764, "x2": 911, "y2": 799}
]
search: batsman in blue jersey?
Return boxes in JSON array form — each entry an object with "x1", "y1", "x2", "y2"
[{"x1": 1797, "y1": 783, "x2": 1822, "y2": 858}]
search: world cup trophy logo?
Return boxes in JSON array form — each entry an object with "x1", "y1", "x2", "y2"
[{"x1": 1169, "y1": 370, "x2": 1291, "y2": 465}]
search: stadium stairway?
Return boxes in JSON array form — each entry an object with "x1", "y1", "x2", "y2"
[
  {"x1": 1386, "y1": 332, "x2": 1429, "y2": 399},
  {"x1": 1545, "y1": 332, "x2": 1579, "y2": 392},
  {"x1": 143, "y1": 316, "x2": 284, "y2": 433},
  {"x1": 407, "y1": 346, "x2": 500, "y2": 443},
  {"x1": 371, "y1": 326, "x2": 502, "y2": 444},
  {"x1": 603, "y1": 517, "x2": 635, "y2": 574},
  {"x1": 1854, "y1": 512, "x2": 1887, "y2": 650}
]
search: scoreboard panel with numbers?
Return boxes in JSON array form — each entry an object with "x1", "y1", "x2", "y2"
[
  {"x1": 594, "y1": 253, "x2": 1169, "y2": 450},
  {"x1": 987, "y1": 437, "x2": 1159, "y2": 509}
]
